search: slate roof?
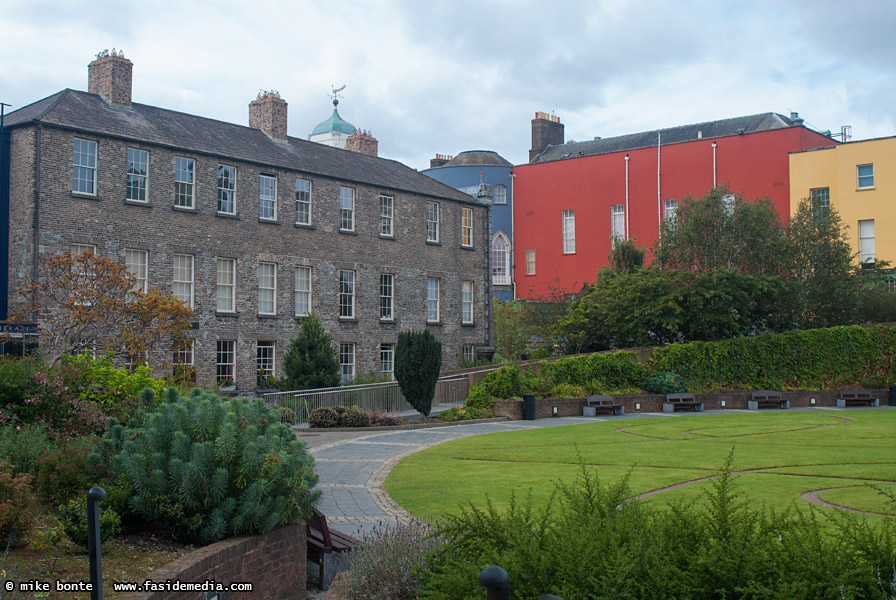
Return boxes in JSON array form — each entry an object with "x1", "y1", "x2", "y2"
[
  {"x1": 531, "y1": 113, "x2": 802, "y2": 164},
  {"x1": 442, "y1": 150, "x2": 513, "y2": 168},
  {"x1": 5, "y1": 89, "x2": 476, "y2": 205}
]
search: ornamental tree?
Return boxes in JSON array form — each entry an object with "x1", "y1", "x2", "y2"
[
  {"x1": 395, "y1": 330, "x2": 442, "y2": 418},
  {"x1": 280, "y1": 314, "x2": 341, "y2": 391}
]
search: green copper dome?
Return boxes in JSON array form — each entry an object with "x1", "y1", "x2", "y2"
[{"x1": 311, "y1": 108, "x2": 357, "y2": 136}]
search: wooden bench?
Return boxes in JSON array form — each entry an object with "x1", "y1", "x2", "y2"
[
  {"x1": 583, "y1": 395, "x2": 624, "y2": 416},
  {"x1": 663, "y1": 393, "x2": 704, "y2": 413},
  {"x1": 749, "y1": 390, "x2": 789, "y2": 410},
  {"x1": 837, "y1": 389, "x2": 879, "y2": 408},
  {"x1": 306, "y1": 508, "x2": 358, "y2": 590}
]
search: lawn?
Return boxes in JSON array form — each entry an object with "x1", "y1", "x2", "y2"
[{"x1": 385, "y1": 410, "x2": 896, "y2": 523}]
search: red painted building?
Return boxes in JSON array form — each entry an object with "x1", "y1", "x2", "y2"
[{"x1": 513, "y1": 112, "x2": 836, "y2": 299}]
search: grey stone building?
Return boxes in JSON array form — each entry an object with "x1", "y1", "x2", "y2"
[{"x1": 1, "y1": 52, "x2": 490, "y2": 394}]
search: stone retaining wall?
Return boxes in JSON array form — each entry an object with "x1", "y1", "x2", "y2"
[
  {"x1": 493, "y1": 389, "x2": 890, "y2": 419},
  {"x1": 119, "y1": 523, "x2": 305, "y2": 600}
]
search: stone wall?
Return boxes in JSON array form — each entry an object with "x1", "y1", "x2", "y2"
[{"x1": 119, "y1": 524, "x2": 305, "y2": 600}]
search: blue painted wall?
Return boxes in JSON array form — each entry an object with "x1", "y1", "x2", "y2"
[{"x1": 423, "y1": 164, "x2": 514, "y2": 301}]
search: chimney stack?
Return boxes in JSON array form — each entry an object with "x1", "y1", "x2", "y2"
[
  {"x1": 429, "y1": 153, "x2": 452, "y2": 168},
  {"x1": 529, "y1": 111, "x2": 564, "y2": 162},
  {"x1": 249, "y1": 91, "x2": 288, "y2": 140},
  {"x1": 88, "y1": 50, "x2": 133, "y2": 106},
  {"x1": 345, "y1": 130, "x2": 378, "y2": 157},
  {"x1": 790, "y1": 111, "x2": 805, "y2": 127}
]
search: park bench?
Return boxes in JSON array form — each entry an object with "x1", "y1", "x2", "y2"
[
  {"x1": 663, "y1": 393, "x2": 704, "y2": 413},
  {"x1": 836, "y1": 389, "x2": 879, "y2": 408},
  {"x1": 306, "y1": 508, "x2": 358, "y2": 590},
  {"x1": 583, "y1": 395, "x2": 624, "y2": 416},
  {"x1": 749, "y1": 390, "x2": 789, "y2": 410}
]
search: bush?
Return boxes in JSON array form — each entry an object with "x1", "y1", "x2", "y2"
[
  {"x1": 540, "y1": 351, "x2": 649, "y2": 390},
  {"x1": 0, "y1": 461, "x2": 38, "y2": 547},
  {"x1": 60, "y1": 354, "x2": 166, "y2": 415},
  {"x1": 643, "y1": 371, "x2": 687, "y2": 394},
  {"x1": 0, "y1": 424, "x2": 55, "y2": 476},
  {"x1": 57, "y1": 497, "x2": 121, "y2": 548},
  {"x1": 464, "y1": 385, "x2": 495, "y2": 410},
  {"x1": 280, "y1": 314, "x2": 341, "y2": 391},
  {"x1": 395, "y1": 330, "x2": 442, "y2": 418},
  {"x1": 333, "y1": 520, "x2": 442, "y2": 600},
  {"x1": 549, "y1": 383, "x2": 588, "y2": 398},
  {"x1": 341, "y1": 406, "x2": 370, "y2": 428},
  {"x1": 274, "y1": 405, "x2": 297, "y2": 425},
  {"x1": 482, "y1": 364, "x2": 523, "y2": 399},
  {"x1": 369, "y1": 410, "x2": 402, "y2": 426},
  {"x1": 309, "y1": 407, "x2": 339, "y2": 428},
  {"x1": 36, "y1": 437, "x2": 96, "y2": 505},
  {"x1": 437, "y1": 406, "x2": 493, "y2": 422},
  {"x1": 89, "y1": 390, "x2": 319, "y2": 545}
]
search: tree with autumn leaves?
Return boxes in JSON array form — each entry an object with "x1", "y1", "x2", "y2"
[{"x1": 11, "y1": 251, "x2": 193, "y2": 370}]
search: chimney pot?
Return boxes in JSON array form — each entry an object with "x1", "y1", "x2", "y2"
[
  {"x1": 249, "y1": 92, "x2": 288, "y2": 140},
  {"x1": 530, "y1": 111, "x2": 564, "y2": 162},
  {"x1": 88, "y1": 51, "x2": 133, "y2": 106}
]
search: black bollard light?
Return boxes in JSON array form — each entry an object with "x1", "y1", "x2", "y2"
[
  {"x1": 87, "y1": 486, "x2": 106, "y2": 600},
  {"x1": 478, "y1": 565, "x2": 509, "y2": 600}
]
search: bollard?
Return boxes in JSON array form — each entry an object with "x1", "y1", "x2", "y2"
[
  {"x1": 539, "y1": 596, "x2": 565, "y2": 600},
  {"x1": 478, "y1": 565, "x2": 509, "y2": 600},
  {"x1": 87, "y1": 486, "x2": 106, "y2": 600}
]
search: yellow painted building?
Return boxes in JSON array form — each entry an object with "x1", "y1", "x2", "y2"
[{"x1": 790, "y1": 136, "x2": 896, "y2": 266}]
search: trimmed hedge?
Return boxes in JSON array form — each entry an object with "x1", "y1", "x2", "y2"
[
  {"x1": 540, "y1": 351, "x2": 649, "y2": 390},
  {"x1": 651, "y1": 325, "x2": 896, "y2": 391}
]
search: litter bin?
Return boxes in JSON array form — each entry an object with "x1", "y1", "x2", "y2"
[
  {"x1": 889, "y1": 384, "x2": 896, "y2": 407},
  {"x1": 523, "y1": 393, "x2": 536, "y2": 421}
]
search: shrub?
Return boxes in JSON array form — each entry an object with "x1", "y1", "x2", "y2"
[
  {"x1": 482, "y1": 364, "x2": 523, "y2": 399},
  {"x1": 57, "y1": 497, "x2": 121, "y2": 548},
  {"x1": 341, "y1": 406, "x2": 370, "y2": 428},
  {"x1": 309, "y1": 407, "x2": 339, "y2": 428},
  {"x1": 280, "y1": 314, "x2": 341, "y2": 391},
  {"x1": 89, "y1": 390, "x2": 319, "y2": 545},
  {"x1": 274, "y1": 405, "x2": 297, "y2": 425},
  {"x1": 334, "y1": 520, "x2": 442, "y2": 600},
  {"x1": 60, "y1": 354, "x2": 166, "y2": 415},
  {"x1": 549, "y1": 383, "x2": 588, "y2": 398},
  {"x1": 0, "y1": 424, "x2": 55, "y2": 476},
  {"x1": 643, "y1": 371, "x2": 687, "y2": 394},
  {"x1": 437, "y1": 406, "x2": 493, "y2": 422},
  {"x1": 464, "y1": 385, "x2": 495, "y2": 410},
  {"x1": 0, "y1": 461, "x2": 38, "y2": 547},
  {"x1": 36, "y1": 437, "x2": 96, "y2": 505},
  {"x1": 395, "y1": 330, "x2": 442, "y2": 418},
  {"x1": 369, "y1": 410, "x2": 402, "y2": 426},
  {"x1": 540, "y1": 351, "x2": 648, "y2": 390}
]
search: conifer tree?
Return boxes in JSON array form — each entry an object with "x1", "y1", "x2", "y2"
[
  {"x1": 395, "y1": 330, "x2": 442, "y2": 418},
  {"x1": 280, "y1": 314, "x2": 340, "y2": 390}
]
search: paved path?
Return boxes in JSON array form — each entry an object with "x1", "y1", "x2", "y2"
[{"x1": 297, "y1": 406, "x2": 896, "y2": 538}]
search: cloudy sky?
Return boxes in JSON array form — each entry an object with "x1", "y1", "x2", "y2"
[{"x1": 3, "y1": 0, "x2": 894, "y2": 169}]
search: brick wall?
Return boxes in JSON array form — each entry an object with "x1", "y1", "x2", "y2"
[
  {"x1": 119, "y1": 523, "x2": 305, "y2": 600},
  {"x1": 8, "y1": 124, "x2": 490, "y2": 393}
]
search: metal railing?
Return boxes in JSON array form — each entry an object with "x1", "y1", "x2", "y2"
[{"x1": 264, "y1": 373, "x2": 470, "y2": 426}]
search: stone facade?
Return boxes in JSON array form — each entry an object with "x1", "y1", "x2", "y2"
[{"x1": 4, "y1": 58, "x2": 490, "y2": 395}]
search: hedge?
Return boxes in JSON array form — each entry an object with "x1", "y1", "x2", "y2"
[
  {"x1": 650, "y1": 325, "x2": 896, "y2": 391},
  {"x1": 539, "y1": 351, "x2": 649, "y2": 390}
]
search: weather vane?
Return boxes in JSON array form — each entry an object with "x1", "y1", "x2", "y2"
[{"x1": 329, "y1": 84, "x2": 346, "y2": 107}]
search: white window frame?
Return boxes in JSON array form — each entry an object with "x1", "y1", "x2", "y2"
[
  {"x1": 857, "y1": 164, "x2": 874, "y2": 189},
  {"x1": 295, "y1": 265, "x2": 312, "y2": 317},
  {"x1": 492, "y1": 233, "x2": 511, "y2": 285},
  {"x1": 72, "y1": 243, "x2": 96, "y2": 255},
  {"x1": 722, "y1": 193, "x2": 735, "y2": 215},
  {"x1": 340, "y1": 187, "x2": 355, "y2": 231},
  {"x1": 174, "y1": 340, "x2": 194, "y2": 367},
  {"x1": 426, "y1": 202, "x2": 440, "y2": 242},
  {"x1": 126, "y1": 148, "x2": 148, "y2": 203},
  {"x1": 380, "y1": 273, "x2": 394, "y2": 321},
  {"x1": 663, "y1": 198, "x2": 678, "y2": 223},
  {"x1": 462, "y1": 207, "x2": 473, "y2": 247},
  {"x1": 260, "y1": 174, "x2": 277, "y2": 220},
  {"x1": 380, "y1": 194, "x2": 394, "y2": 237},
  {"x1": 380, "y1": 343, "x2": 395, "y2": 380},
  {"x1": 462, "y1": 280, "x2": 474, "y2": 324},
  {"x1": 73, "y1": 138, "x2": 97, "y2": 195},
  {"x1": 611, "y1": 204, "x2": 625, "y2": 245},
  {"x1": 173, "y1": 253, "x2": 194, "y2": 309},
  {"x1": 125, "y1": 248, "x2": 148, "y2": 293},
  {"x1": 339, "y1": 269, "x2": 355, "y2": 319},
  {"x1": 562, "y1": 209, "x2": 575, "y2": 254},
  {"x1": 174, "y1": 157, "x2": 195, "y2": 208},
  {"x1": 296, "y1": 179, "x2": 312, "y2": 225},
  {"x1": 216, "y1": 340, "x2": 235, "y2": 386},
  {"x1": 811, "y1": 187, "x2": 830, "y2": 214},
  {"x1": 494, "y1": 184, "x2": 507, "y2": 205},
  {"x1": 526, "y1": 248, "x2": 536, "y2": 276},
  {"x1": 257, "y1": 341, "x2": 276, "y2": 380},
  {"x1": 258, "y1": 262, "x2": 277, "y2": 315},
  {"x1": 216, "y1": 257, "x2": 236, "y2": 313},
  {"x1": 339, "y1": 342, "x2": 355, "y2": 384},
  {"x1": 463, "y1": 344, "x2": 476, "y2": 363},
  {"x1": 859, "y1": 219, "x2": 875, "y2": 264},
  {"x1": 427, "y1": 277, "x2": 440, "y2": 323},
  {"x1": 218, "y1": 164, "x2": 236, "y2": 215}
]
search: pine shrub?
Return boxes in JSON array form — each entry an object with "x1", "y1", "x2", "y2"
[
  {"x1": 88, "y1": 390, "x2": 319, "y2": 545},
  {"x1": 395, "y1": 330, "x2": 442, "y2": 418}
]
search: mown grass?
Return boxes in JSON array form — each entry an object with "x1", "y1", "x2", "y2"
[{"x1": 385, "y1": 410, "x2": 896, "y2": 523}]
